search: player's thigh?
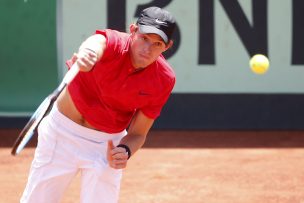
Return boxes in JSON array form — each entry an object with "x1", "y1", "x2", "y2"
[
  {"x1": 22, "y1": 118, "x2": 78, "y2": 202},
  {"x1": 80, "y1": 166, "x2": 123, "y2": 203}
]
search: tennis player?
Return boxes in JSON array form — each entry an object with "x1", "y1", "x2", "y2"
[{"x1": 21, "y1": 6, "x2": 176, "y2": 203}]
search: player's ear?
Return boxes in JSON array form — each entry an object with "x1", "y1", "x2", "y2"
[
  {"x1": 164, "y1": 40, "x2": 173, "y2": 51},
  {"x1": 129, "y1": 24, "x2": 138, "y2": 34}
]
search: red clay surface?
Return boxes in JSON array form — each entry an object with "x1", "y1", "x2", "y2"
[{"x1": 1, "y1": 129, "x2": 304, "y2": 203}]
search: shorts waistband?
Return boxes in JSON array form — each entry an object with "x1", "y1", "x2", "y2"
[{"x1": 47, "y1": 103, "x2": 127, "y2": 143}]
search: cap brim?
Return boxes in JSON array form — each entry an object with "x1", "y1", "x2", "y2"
[{"x1": 138, "y1": 25, "x2": 168, "y2": 43}]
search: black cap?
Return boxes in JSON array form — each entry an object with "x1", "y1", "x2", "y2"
[{"x1": 136, "y1": 7, "x2": 176, "y2": 44}]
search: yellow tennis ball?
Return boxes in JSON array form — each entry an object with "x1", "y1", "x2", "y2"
[{"x1": 249, "y1": 54, "x2": 270, "y2": 74}]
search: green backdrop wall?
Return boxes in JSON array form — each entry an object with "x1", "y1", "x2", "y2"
[{"x1": 0, "y1": 0, "x2": 57, "y2": 115}]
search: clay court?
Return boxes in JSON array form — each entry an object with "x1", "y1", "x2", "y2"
[{"x1": 1, "y1": 129, "x2": 304, "y2": 203}]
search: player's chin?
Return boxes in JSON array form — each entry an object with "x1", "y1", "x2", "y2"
[{"x1": 136, "y1": 56, "x2": 154, "y2": 67}]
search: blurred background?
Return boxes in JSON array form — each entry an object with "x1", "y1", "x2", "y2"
[
  {"x1": 1, "y1": 0, "x2": 304, "y2": 130},
  {"x1": 1, "y1": 1, "x2": 304, "y2": 202}
]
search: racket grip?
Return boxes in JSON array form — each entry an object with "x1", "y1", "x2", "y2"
[{"x1": 63, "y1": 63, "x2": 80, "y2": 84}]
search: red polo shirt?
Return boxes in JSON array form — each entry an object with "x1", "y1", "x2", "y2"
[{"x1": 67, "y1": 29, "x2": 175, "y2": 133}]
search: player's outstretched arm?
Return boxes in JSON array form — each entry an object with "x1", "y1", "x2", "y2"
[{"x1": 72, "y1": 34, "x2": 107, "y2": 72}]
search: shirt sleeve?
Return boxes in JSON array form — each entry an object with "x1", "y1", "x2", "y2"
[
  {"x1": 65, "y1": 29, "x2": 122, "y2": 70},
  {"x1": 95, "y1": 29, "x2": 125, "y2": 61}
]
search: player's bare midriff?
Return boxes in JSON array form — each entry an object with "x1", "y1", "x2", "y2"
[{"x1": 57, "y1": 87, "x2": 98, "y2": 130}]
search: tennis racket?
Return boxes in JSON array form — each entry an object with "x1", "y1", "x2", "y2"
[{"x1": 11, "y1": 63, "x2": 80, "y2": 155}]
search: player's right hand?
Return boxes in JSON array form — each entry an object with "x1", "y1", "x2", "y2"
[{"x1": 71, "y1": 48, "x2": 98, "y2": 72}]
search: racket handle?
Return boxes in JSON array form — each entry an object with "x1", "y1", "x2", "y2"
[{"x1": 63, "y1": 63, "x2": 80, "y2": 84}]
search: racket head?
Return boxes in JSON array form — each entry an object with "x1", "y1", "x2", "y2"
[{"x1": 11, "y1": 95, "x2": 55, "y2": 155}]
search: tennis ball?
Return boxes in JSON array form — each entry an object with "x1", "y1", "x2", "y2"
[{"x1": 249, "y1": 54, "x2": 270, "y2": 74}]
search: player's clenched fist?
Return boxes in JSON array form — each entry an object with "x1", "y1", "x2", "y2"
[
  {"x1": 70, "y1": 48, "x2": 98, "y2": 72},
  {"x1": 107, "y1": 140, "x2": 129, "y2": 169}
]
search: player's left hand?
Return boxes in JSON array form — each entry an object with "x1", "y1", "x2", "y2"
[{"x1": 107, "y1": 140, "x2": 129, "y2": 169}]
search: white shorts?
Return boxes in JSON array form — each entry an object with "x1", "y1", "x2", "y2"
[{"x1": 21, "y1": 104, "x2": 127, "y2": 203}]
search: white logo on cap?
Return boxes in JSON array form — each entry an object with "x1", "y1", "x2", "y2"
[{"x1": 155, "y1": 19, "x2": 166, "y2": 25}]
